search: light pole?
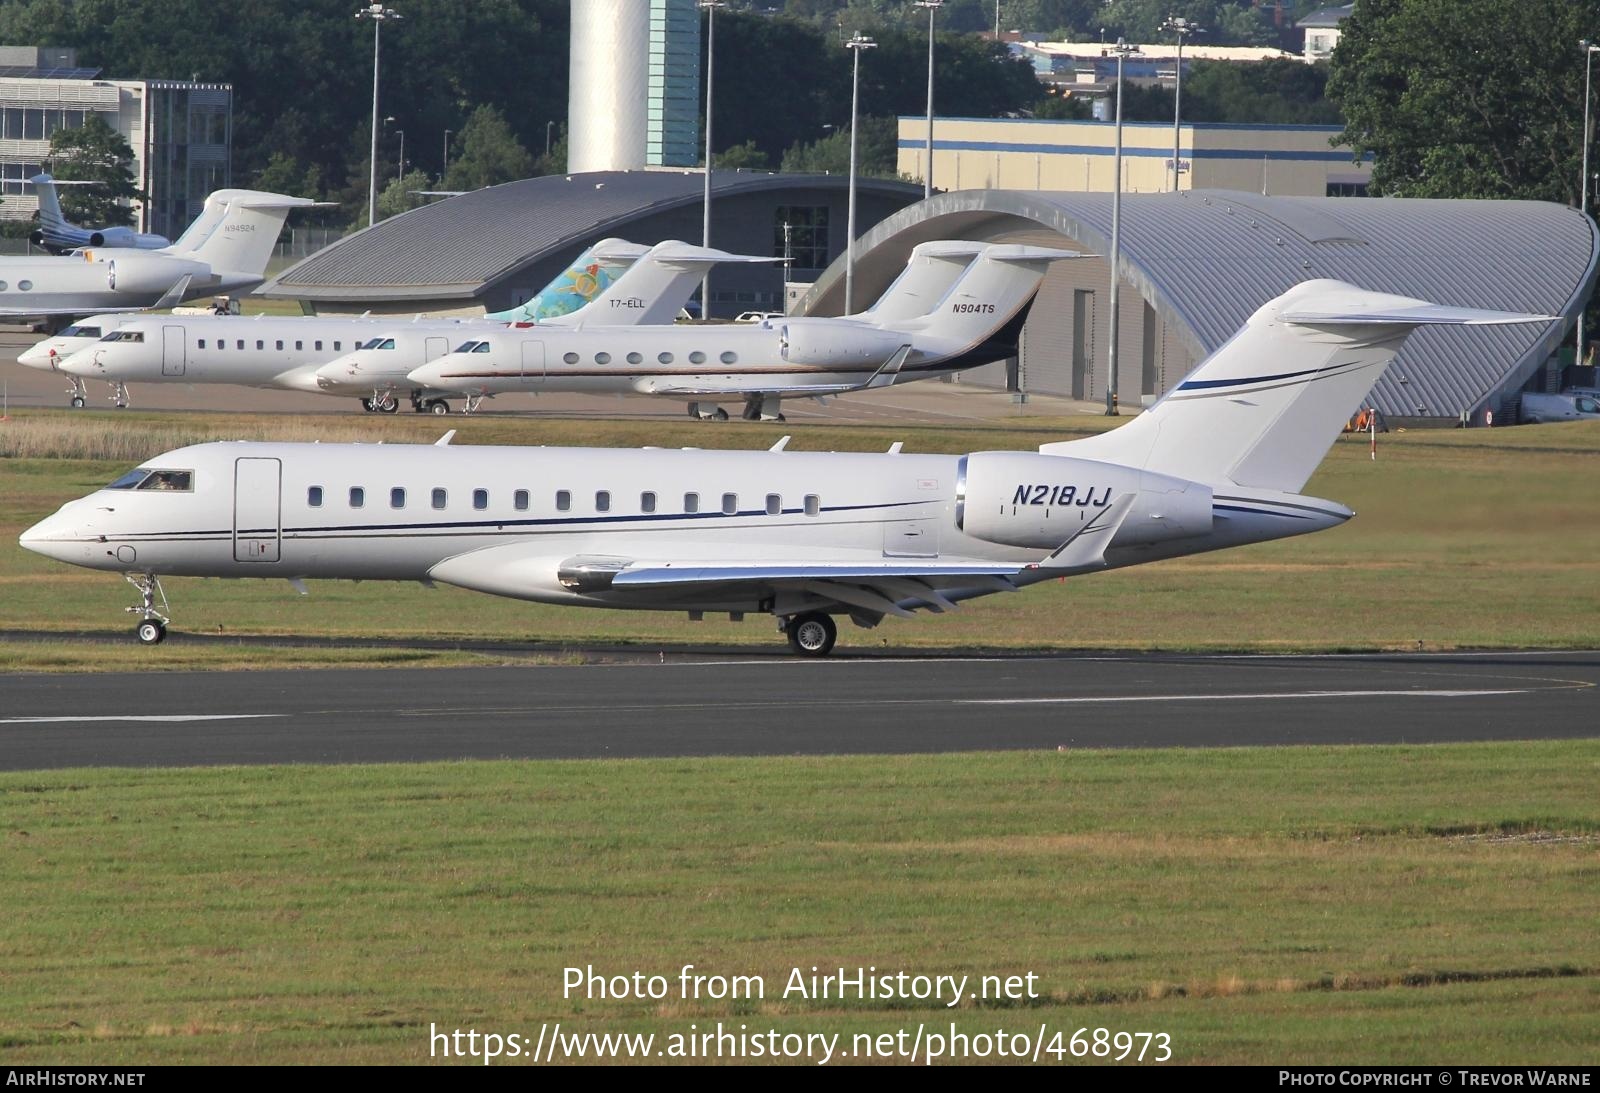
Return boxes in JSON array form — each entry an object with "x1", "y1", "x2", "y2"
[
  {"x1": 1163, "y1": 15, "x2": 1201, "y2": 193},
  {"x1": 844, "y1": 32, "x2": 876, "y2": 314},
  {"x1": 700, "y1": 1, "x2": 725, "y2": 318},
  {"x1": 442, "y1": 128, "x2": 451, "y2": 177},
  {"x1": 545, "y1": 119, "x2": 555, "y2": 158},
  {"x1": 1106, "y1": 37, "x2": 1139, "y2": 416},
  {"x1": 915, "y1": 1, "x2": 942, "y2": 200},
  {"x1": 395, "y1": 128, "x2": 405, "y2": 183},
  {"x1": 355, "y1": 3, "x2": 401, "y2": 228},
  {"x1": 1580, "y1": 40, "x2": 1600, "y2": 370},
  {"x1": 993, "y1": 0, "x2": 1000, "y2": 40}
]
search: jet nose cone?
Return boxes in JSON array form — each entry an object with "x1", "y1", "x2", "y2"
[{"x1": 19, "y1": 515, "x2": 82, "y2": 565}]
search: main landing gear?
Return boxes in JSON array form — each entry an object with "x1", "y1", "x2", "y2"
[
  {"x1": 409, "y1": 393, "x2": 450, "y2": 415},
  {"x1": 110, "y1": 381, "x2": 130, "y2": 409},
  {"x1": 688, "y1": 402, "x2": 729, "y2": 421},
  {"x1": 124, "y1": 572, "x2": 171, "y2": 645},
  {"x1": 784, "y1": 611, "x2": 837, "y2": 657},
  {"x1": 360, "y1": 394, "x2": 400, "y2": 414}
]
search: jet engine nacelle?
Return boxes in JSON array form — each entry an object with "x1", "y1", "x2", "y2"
[
  {"x1": 957, "y1": 451, "x2": 1213, "y2": 550},
  {"x1": 93, "y1": 253, "x2": 209, "y2": 295},
  {"x1": 779, "y1": 319, "x2": 907, "y2": 366},
  {"x1": 87, "y1": 228, "x2": 170, "y2": 249}
]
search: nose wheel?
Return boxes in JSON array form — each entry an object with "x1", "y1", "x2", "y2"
[
  {"x1": 784, "y1": 612, "x2": 837, "y2": 657},
  {"x1": 123, "y1": 572, "x2": 171, "y2": 645},
  {"x1": 67, "y1": 376, "x2": 87, "y2": 408}
]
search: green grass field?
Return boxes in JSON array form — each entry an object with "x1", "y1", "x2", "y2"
[
  {"x1": 4, "y1": 411, "x2": 1600, "y2": 667},
  {"x1": 0, "y1": 743, "x2": 1594, "y2": 1064}
]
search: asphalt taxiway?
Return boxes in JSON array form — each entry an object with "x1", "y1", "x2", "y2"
[{"x1": 1, "y1": 650, "x2": 1594, "y2": 769}]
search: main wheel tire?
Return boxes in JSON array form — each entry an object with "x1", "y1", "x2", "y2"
[
  {"x1": 136, "y1": 619, "x2": 166, "y2": 645},
  {"x1": 429, "y1": 399, "x2": 450, "y2": 415},
  {"x1": 377, "y1": 395, "x2": 399, "y2": 414},
  {"x1": 70, "y1": 395, "x2": 85, "y2": 408},
  {"x1": 712, "y1": 407, "x2": 729, "y2": 422},
  {"x1": 786, "y1": 612, "x2": 837, "y2": 657},
  {"x1": 360, "y1": 398, "x2": 374, "y2": 412}
]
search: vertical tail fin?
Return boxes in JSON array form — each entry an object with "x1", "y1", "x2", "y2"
[
  {"x1": 169, "y1": 190, "x2": 325, "y2": 277},
  {"x1": 485, "y1": 239, "x2": 649, "y2": 322},
  {"x1": 853, "y1": 239, "x2": 984, "y2": 324},
  {"x1": 907, "y1": 244, "x2": 1080, "y2": 349},
  {"x1": 1044, "y1": 280, "x2": 1553, "y2": 492},
  {"x1": 30, "y1": 173, "x2": 78, "y2": 244},
  {"x1": 548, "y1": 241, "x2": 781, "y2": 327}
]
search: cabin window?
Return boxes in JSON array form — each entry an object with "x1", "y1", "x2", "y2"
[
  {"x1": 390, "y1": 487, "x2": 406, "y2": 508},
  {"x1": 256, "y1": 340, "x2": 264, "y2": 350},
  {"x1": 720, "y1": 351, "x2": 737, "y2": 364},
  {"x1": 236, "y1": 340, "x2": 244, "y2": 350},
  {"x1": 626, "y1": 351, "x2": 642, "y2": 364},
  {"x1": 0, "y1": 281, "x2": 8, "y2": 291},
  {"x1": 295, "y1": 340, "x2": 303, "y2": 351},
  {"x1": 349, "y1": 486, "x2": 365, "y2": 508},
  {"x1": 308, "y1": 486, "x2": 323, "y2": 507},
  {"x1": 721, "y1": 493, "x2": 737, "y2": 515},
  {"x1": 563, "y1": 352, "x2": 579, "y2": 364},
  {"x1": 556, "y1": 490, "x2": 571, "y2": 512},
  {"x1": 473, "y1": 488, "x2": 488, "y2": 510},
  {"x1": 658, "y1": 352, "x2": 674, "y2": 364},
  {"x1": 198, "y1": 339, "x2": 206, "y2": 349},
  {"x1": 17, "y1": 280, "x2": 31, "y2": 291},
  {"x1": 684, "y1": 492, "x2": 699, "y2": 513},
  {"x1": 595, "y1": 352, "x2": 611, "y2": 365},
  {"x1": 641, "y1": 491, "x2": 656, "y2": 513},
  {"x1": 216, "y1": 340, "x2": 223, "y2": 350},
  {"x1": 689, "y1": 351, "x2": 707, "y2": 364},
  {"x1": 333, "y1": 341, "x2": 341, "y2": 351},
  {"x1": 765, "y1": 493, "x2": 781, "y2": 515},
  {"x1": 431, "y1": 488, "x2": 447, "y2": 510},
  {"x1": 513, "y1": 489, "x2": 529, "y2": 511},
  {"x1": 804, "y1": 494, "x2": 820, "y2": 517},
  {"x1": 314, "y1": 340, "x2": 323, "y2": 351},
  {"x1": 595, "y1": 490, "x2": 611, "y2": 513},
  {"x1": 276, "y1": 340, "x2": 284, "y2": 351}
]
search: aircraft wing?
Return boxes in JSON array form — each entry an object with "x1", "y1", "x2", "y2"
[
  {"x1": 429, "y1": 545, "x2": 1023, "y2": 618},
  {"x1": 0, "y1": 305, "x2": 152, "y2": 317}
]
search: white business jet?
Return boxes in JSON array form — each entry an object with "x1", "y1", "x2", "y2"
[
  {"x1": 403, "y1": 241, "x2": 1064, "y2": 421},
  {"x1": 49, "y1": 239, "x2": 767, "y2": 410},
  {"x1": 21, "y1": 280, "x2": 1548, "y2": 653},
  {"x1": 0, "y1": 186, "x2": 323, "y2": 321},
  {"x1": 26, "y1": 173, "x2": 171, "y2": 254}
]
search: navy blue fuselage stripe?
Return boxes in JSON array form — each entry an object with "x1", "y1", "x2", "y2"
[{"x1": 1213, "y1": 504, "x2": 1312, "y2": 520}]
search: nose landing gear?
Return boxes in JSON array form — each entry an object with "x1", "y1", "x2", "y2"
[{"x1": 124, "y1": 572, "x2": 170, "y2": 645}]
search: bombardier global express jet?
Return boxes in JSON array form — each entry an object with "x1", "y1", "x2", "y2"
[{"x1": 21, "y1": 280, "x2": 1551, "y2": 653}]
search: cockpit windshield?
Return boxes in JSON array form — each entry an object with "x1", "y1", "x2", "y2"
[
  {"x1": 105, "y1": 468, "x2": 193, "y2": 492},
  {"x1": 101, "y1": 330, "x2": 144, "y2": 343},
  {"x1": 357, "y1": 337, "x2": 397, "y2": 350},
  {"x1": 61, "y1": 324, "x2": 101, "y2": 338},
  {"x1": 455, "y1": 340, "x2": 486, "y2": 353}
]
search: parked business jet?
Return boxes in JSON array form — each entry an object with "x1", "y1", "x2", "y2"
[
  {"x1": 23, "y1": 280, "x2": 1546, "y2": 653},
  {"x1": 26, "y1": 173, "x2": 170, "y2": 254},
  {"x1": 0, "y1": 186, "x2": 322, "y2": 321},
  {"x1": 403, "y1": 242, "x2": 1066, "y2": 421},
  {"x1": 312, "y1": 240, "x2": 781, "y2": 410},
  {"x1": 49, "y1": 240, "x2": 766, "y2": 410}
]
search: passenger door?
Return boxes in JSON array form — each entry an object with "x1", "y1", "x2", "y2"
[
  {"x1": 233, "y1": 457, "x2": 281, "y2": 562},
  {"x1": 161, "y1": 325, "x2": 185, "y2": 376},
  {"x1": 520, "y1": 340, "x2": 545, "y2": 385}
]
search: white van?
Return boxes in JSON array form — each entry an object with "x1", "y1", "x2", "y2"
[{"x1": 1520, "y1": 392, "x2": 1600, "y2": 423}]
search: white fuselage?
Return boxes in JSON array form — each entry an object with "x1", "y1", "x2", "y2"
[
  {"x1": 20, "y1": 441, "x2": 1346, "y2": 617},
  {"x1": 56, "y1": 314, "x2": 488, "y2": 394},
  {"x1": 17, "y1": 313, "x2": 141, "y2": 371},
  {"x1": 403, "y1": 317, "x2": 963, "y2": 398}
]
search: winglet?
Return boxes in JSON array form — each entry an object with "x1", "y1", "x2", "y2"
[
  {"x1": 768, "y1": 435, "x2": 790, "y2": 452},
  {"x1": 435, "y1": 430, "x2": 456, "y2": 446},
  {"x1": 1037, "y1": 494, "x2": 1137, "y2": 570}
]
